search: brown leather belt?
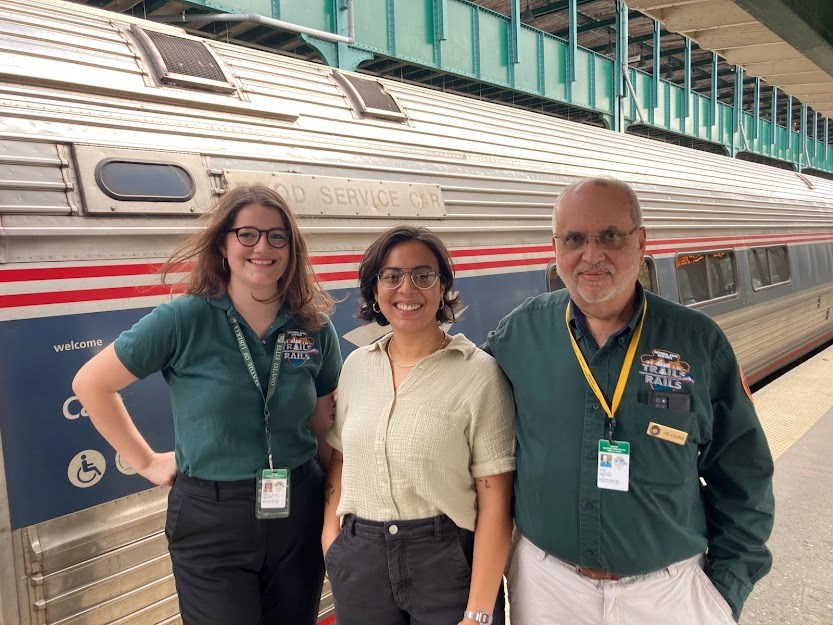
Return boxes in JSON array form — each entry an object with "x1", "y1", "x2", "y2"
[{"x1": 575, "y1": 565, "x2": 624, "y2": 581}]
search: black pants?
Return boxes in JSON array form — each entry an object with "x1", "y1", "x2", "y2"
[
  {"x1": 165, "y1": 460, "x2": 325, "y2": 625},
  {"x1": 326, "y1": 514, "x2": 505, "y2": 625}
]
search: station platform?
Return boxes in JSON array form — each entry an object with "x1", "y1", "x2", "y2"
[{"x1": 739, "y1": 343, "x2": 833, "y2": 625}]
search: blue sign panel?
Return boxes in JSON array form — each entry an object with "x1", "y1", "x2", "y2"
[
  {"x1": 0, "y1": 308, "x2": 173, "y2": 529},
  {"x1": 0, "y1": 271, "x2": 541, "y2": 529}
]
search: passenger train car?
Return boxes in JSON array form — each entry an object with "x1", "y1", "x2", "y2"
[{"x1": 1, "y1": 0, "x2": 832, "y2": 623}]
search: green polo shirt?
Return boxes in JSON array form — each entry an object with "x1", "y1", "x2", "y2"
[
  {"x1": 115, "y1": 294, "x2": 341, "y2": 480},
  {"x1": 485, "y1": 285, "x2": 773, "y2": 619}
]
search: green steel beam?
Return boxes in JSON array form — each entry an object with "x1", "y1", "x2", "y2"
[{"x1": 156, "y1": 0, "x2": 833, "y2": 173}]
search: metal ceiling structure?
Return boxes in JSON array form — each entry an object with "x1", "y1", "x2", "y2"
[{"x1": 63, "y1": 0, "x2": 833, "y2": 173}]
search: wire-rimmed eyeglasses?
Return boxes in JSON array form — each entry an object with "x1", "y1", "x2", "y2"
[
  {"x1": 553, "y1": 226, "x2": 640, "y2": 252},
  {"x1": 226, "y1": 227, "x2": 290, "y2": 249},
  {"x1": 377, "y1": 266, "x2": 440, "y2": 289}
]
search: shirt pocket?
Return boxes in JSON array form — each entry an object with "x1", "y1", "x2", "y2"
[{"x1": 619, "y1": 400, "x2": 699, "y2": 488}]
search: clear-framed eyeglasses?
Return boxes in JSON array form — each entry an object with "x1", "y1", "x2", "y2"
[
  {"x1": 377, "y1": 266, "x2": 440, "y2": 289},
  {"x1": 553, "y1": 226, "x2": 640, "y2": 252},
  {"x1": 226, "y1": 227, "x2": 290, "y2": 249}
]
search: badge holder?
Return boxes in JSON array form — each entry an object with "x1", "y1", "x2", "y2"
[{"x1": 256, "y1": 468, "x2": 290, "y2": 519}]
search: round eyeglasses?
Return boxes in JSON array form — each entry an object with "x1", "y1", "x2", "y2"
[
  {"x1": 226, "y1": 227, "x2": 290, "y2": 249},
  {"x1": 377, "y1": 266, "x2": 440, "y2": 289}
]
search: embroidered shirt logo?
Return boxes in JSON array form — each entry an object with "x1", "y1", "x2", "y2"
[
  {"x1": 639, "y1": 348, "x2": 695, "y2": 390},
  {"x1": 284, "y1": 330, "x2": 318, "y2": 366}
]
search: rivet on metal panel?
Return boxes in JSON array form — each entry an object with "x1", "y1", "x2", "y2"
[{"x1": 110, "y1": 206, "x2": 117, "y2": 211}]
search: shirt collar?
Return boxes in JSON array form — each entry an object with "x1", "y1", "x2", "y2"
[
  {"x1": 208, "y1": 293, "x2": 292, "y2": 331},
  {"x1": 568, "y1": 282, "x2": 645, "y2": 343}
]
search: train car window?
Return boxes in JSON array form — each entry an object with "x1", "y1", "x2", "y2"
[
  {"x1": 676, "y1": 251, "x2": 737, "y2": 305},
  {"x1": 545, "y1": 260, "x2": 566, "y2": 292},
  {"x1": 749, "y1": 245, "x2": 790, "y2": 289},
  {"x1": 638, "y1": 257, "x2": 657, "y2": 292},
  {"x1": 94, "y1": 160, "x2": 195, "y2": 202}
]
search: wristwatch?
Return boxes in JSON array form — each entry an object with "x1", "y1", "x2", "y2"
[{"x1": 463, "y1": 610, "x2": 493, "y2": 624}]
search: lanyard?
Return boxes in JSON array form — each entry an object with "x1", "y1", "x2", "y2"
[
  {"x1": 229, "y1": 316, "x2": 285, "y2": 470},
  {"x1": 565, "y1": 298, "x2": 647, "y2": 441}
]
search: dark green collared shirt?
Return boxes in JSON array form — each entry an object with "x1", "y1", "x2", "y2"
[
  {"x1": 485, "y1": 285, "x2": 773, "y2": 619},
  {"x1": 115, "y1": 294, "x2": 342, "y2": 480}
]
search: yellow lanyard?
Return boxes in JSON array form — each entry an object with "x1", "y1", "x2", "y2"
[{"x1": 565, "y1": 298, "x2": 647, "y2": 440}]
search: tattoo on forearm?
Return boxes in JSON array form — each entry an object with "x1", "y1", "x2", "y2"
[
  {"x1": 476, "y1": 477, "x2": 492, "y2": 488},
  {"x1": 324, "y1": 483, "x2": 335, "y2": 505}
]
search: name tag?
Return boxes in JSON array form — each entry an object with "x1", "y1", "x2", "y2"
[{"x1": 646, "y1": 422, "x2": 688, "y2": 445}]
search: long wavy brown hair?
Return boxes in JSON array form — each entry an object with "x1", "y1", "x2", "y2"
[{"x1": 161, "y1": 184, "x2": 333, "y2": 330}]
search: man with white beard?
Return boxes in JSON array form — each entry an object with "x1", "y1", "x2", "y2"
[{"x1": 484, "y1": 177, "x2": 774, "y2": 625}]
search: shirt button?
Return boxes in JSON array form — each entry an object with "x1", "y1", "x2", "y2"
[
  {"x1": 584, "y1": 502, "x2": 594, "y2": 510},
  {"x1": 587, "y1": 452, "x2": 595, "y2": 459},
  {"x1": 593, "y1": 403, "x2": 600, "y2": 410},
  {"x1": 388, "y1": 524, "x2": 399, "y2": 535},
  {"x1": 585, "y1": 549, "x2": 594, "y2": 557}
]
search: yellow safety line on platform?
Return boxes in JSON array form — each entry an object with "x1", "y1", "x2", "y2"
[{"x1": 752, "y1": 344, "x2": 833, "y2": 461}]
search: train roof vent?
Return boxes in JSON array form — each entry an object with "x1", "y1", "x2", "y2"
[
  {"x1": 132, "y1": 26, "x2": 237, "y2": 94},
  {"x1": 333, "y1": 72, "x2": 407, "y2": 122}
]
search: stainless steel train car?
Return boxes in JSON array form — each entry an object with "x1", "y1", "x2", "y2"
[{"x1": 1, "y1": 0, "x2": 832, "y2": 623}]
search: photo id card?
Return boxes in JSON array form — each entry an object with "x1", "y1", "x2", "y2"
[
  {"x1": 256, "y1": 468, "x2": 290, "y2": 519},
  {"x1": 597, "y1": 439, "x2": 630, "y2": 492}
]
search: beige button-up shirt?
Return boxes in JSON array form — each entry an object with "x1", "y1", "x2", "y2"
[{"x1": 328, "y1": 333, "x2": 516, "y2": 531}]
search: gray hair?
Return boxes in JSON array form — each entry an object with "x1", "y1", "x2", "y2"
[{"x1": 552, "y1": 177, "x2": 643, "y2": 232}]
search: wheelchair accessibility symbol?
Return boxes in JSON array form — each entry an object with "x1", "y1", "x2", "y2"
[{"x1": 67, "y1": 450, "x2": 106, "y2": 488}]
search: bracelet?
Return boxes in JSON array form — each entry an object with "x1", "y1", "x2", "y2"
[{"x1": 463, "y1": 610, "x2": 493, "y2": 624}]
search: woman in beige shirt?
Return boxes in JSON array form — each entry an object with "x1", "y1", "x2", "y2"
[{"x1": 323, "y1": 225, "x2": 515, "y2": 625}]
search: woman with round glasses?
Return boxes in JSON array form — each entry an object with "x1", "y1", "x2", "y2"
[
  {"x1": 322, "y1": 225, "x2": 515, "y2": 625},
  {"x1": 73, "y1": 184, "x2": 341, "y2": 625}
]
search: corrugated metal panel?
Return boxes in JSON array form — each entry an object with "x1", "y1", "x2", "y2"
[
  {"x1": 0, "y1": 141, "x2": 75, "y2": 215},
  {"x1": 20, "y1": 489, "x2": 177, "y2": 625}
]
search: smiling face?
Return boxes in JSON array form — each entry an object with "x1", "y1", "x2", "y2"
[
  {"x1": 553, "y1": 181, "x2": 646, "y2": 315},
  {"x1": 222, "y1": 202, "x2": 291, "y2": 300},
  {"x1": 374, "y1": 240, "x2": 444, "y2": 339}
]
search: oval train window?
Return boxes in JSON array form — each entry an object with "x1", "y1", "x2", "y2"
[{"x1": 94, "y1": 159, "x2": 195, "y2": 202}]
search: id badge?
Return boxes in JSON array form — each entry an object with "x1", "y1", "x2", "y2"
[
  {"x1": 256, "y1": 468, "x2": 290, "y2": 519},
  {"x1": 597, "y1": 439, "x2": 630, "y2": 492}
]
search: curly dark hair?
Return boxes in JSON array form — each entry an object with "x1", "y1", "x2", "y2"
[{"x1": 357, "y1": 225, "x2": 461, "y2": 326}]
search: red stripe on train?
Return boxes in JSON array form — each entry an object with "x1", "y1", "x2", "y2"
[
  {"x1": 0, "y1": 285, "x2": 179, "y2": 308},
  {"x1": 318, "y1": 616, "x2": 336, "y2": 625},
  {"x1": 0, "y1": 257, "x2": 553, "y2": 308}
]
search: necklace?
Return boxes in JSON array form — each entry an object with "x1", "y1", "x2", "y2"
[{"x1": 386, "y1": 332, "x2": 448, "y2": 368}]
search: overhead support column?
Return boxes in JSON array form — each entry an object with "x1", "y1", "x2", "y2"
[
  {"x1": 614, "y1": 0, "x2": 627, "y2": 132},
  {"x1": 771, "y1": 86, "x2": 778, "y2": 149},
  {"x1": 753, "y1": 77, "x2": 760, "y2": 142},
  {"x1": 801, "y1": 103, "x2": 809, "y2": 169},
  {"x1": 683, "y1": 37, "x2": 691, "y2": 119},
  {"x1": 651, "y1": 21, "x2": 660, "y2": 112},
  {"x1": 787, "y1": 95, "x2": 794, "y2": 158},
  {"x1": 813, "y1": 110, "x2": 819, "y2": 162},
  {"x1": 733, "y1": 65, "x2": 744, "y2": 157},
  {"x1": 510, "y1": 0, "x2": 520, "y2": 64},
  {"x1": 567, "y1": 0, "x2": 577, "y2": 84},
  {"x1": 709, "y1": 53, "x2": 718, "y2": 141},
  {"x1": 433, "y1": 0, "x2": 448, "y2": 68}
]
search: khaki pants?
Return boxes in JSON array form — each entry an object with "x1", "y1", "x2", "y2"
[{"x1": 507, "y1": 534, "x2": 736, "y2": 625}]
